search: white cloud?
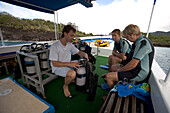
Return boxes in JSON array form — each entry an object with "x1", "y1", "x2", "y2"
[{"x1": 0, "y1": 0, "x2": 170, "y2": 35}]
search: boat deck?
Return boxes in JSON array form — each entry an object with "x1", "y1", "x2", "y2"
[{"x1": 0, "y1": 56, "x2": 109, "y2": 113}]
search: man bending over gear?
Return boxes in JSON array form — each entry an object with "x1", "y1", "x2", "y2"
[
  {"x1": 49, "y1": 25, "x2": 89, "y2": 98},
  {"x1": 103, "y1": 24, "x2": 154, "y2": 89}
]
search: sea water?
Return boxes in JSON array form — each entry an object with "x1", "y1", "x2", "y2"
[
  {"x1": 0, "y1": 41, "x2": 33, "y2": 46},
  {"x1": 154, "y1": 47, "x2": 170, "y2": 75},
  {"x1": 0, "y1": 41, "x2": 170, "y2": 74}
]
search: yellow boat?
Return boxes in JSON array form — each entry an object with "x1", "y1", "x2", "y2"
[{"x1": 95, "y1": 40, "x2": 109, "y2": 47}]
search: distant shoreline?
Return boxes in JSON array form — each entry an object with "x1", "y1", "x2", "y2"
[
  {"x1": 153, "y1": 42, "x2": 170, "y2": 47},
  {"x1": 1, "y1": 40, "x2": 170, "y2": 48}
]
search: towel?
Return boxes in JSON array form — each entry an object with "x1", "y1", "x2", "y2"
[{"x1": 111, "y1": 82, "x2": 150, "y2": 104}]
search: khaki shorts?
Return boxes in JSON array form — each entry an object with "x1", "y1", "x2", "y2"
[{"x1": 54, "y1": 67, "x2": 73, "y2": 77}]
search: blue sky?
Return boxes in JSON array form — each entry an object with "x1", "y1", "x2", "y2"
[
  {"x1": 97, "y1": 0, "x2": 114, "y2": 5},
  {"x1": 0, "y1": 0, "x2": 170, "y2": 35}
]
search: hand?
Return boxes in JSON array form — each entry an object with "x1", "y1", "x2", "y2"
[
  {"x1": 123, "y1": 56, "x2": 127, "y2": 60},
  {"x1": 84, "y1": 53, "x2": 89, "y2": 61},
  {"x1": 101, "y1": 73, "x2": 107, "y2": 78},
  {"x1": 69, "y1": 62, "x2": 80, "y2": 69}
]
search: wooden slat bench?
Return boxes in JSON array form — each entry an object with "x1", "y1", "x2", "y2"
[{"x1": 99, "y1": 91, "x2": 147, "y2": 113}]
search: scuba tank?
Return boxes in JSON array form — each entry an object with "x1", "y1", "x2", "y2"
[
  {"x1": 13, "y1": 45, "x2": 31, "y2": 80},
  {"x1": 20, "y1": 44, "x2": 36, "y2": 76},
  {"x1": 24, "y1": 57, "x2": 36, "y2": 75},
  {"x1": 36, "y1": 43, "x2": 48, "y2": 70},
  {"x1": 39, "y1": 52, "x2": 48, "y2": 70},
  {"x1": 75, "y1": 58, "x2": 87, "y2": 91}
]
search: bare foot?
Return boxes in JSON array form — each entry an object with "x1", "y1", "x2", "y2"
[
  {"x1": 63, "y1": 85, "x2": 71, "y2": 97},
  {"x1": 101, "y1": 73, "x2": 107, "y2": 78}
]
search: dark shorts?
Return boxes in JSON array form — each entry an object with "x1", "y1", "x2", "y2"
[{"x1": 118, "y1": 71, "x2": 137, "y2": 81}]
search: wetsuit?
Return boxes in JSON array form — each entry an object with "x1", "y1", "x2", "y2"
[
  {"x1": 118, "y1": 35, "x2": 155, "y2": 82},
  {"x1": 113, "y1": 38, "x2": 131, "y2": 64}
]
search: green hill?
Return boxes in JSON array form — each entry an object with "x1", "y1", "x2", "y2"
[
  {"x1": 0, "y1": 11, "x2": 170, "y2": 47},
  {"x1": 150, "y1": 31, "x2": 170, "y2": 36},
  {"x1": 143, "y1": 33, "x2": 170, "y2": 47},
  {"x1": 0, "y1": 12, "x2": 94, "y2": 41}
]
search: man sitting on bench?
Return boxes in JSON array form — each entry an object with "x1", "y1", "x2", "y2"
[{"x1": 103, "y1": 24, "x2": 154, "y2": 89}]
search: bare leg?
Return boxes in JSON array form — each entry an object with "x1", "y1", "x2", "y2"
[
  {"x1": 112, "y1": 56, "x2": 122, "y2": 64},
  {"x1": 108, "y1": 55, "x2": 122, "y2": 72},
  {"x1": 111, "y1": 64, "x2": 121, "y2": 72},
  {"x1": 106, "y1": 72, "x2": 118, "y2": 89},
  {"x1": 63, "y1": 69, "x2": 76, "y2": 97},
  {"x1": 108, "y1": 55, "x2": 113, "y2": 72}
]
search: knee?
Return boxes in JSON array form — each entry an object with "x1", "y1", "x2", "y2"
[
  {"x1": 111, "y1": 65, "x2": 117, "y2": 72},
  {"x1": 106, "y1": 72, "x2": 118, "y2": 81},
  {"x1": 67, "y1": 69, "x2": 76, "y2": 79},
  {"x1": 106, "y1": 73, "x2": 113, "y2": 80},
  {"x1": 71, "y1": 70, "x2": 76, "y2": 79}
]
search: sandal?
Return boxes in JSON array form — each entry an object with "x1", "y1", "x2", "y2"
[{"x1": 66, "y1": 95, "x2": 72, "y2": 99}]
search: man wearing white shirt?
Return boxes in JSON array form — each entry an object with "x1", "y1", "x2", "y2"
[{"x1": 49, "y1": 25, "x2": 88, "y2": 98}]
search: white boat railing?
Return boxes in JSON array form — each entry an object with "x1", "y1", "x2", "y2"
[
  {"x1": 159, "y1": 68, "x2": 170, "y2": 86},
  {"x1": 164, "y1": 69, "x2": 170, "y2": 84}
]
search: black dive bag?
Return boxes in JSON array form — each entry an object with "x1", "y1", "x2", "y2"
[{"x1": 72, "y1": 40, "x2": 96, "y2": 65}]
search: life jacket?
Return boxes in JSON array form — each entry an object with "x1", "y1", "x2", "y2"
[{"x1": 115, "y1": 39, "x2": 131, "y2": 53}]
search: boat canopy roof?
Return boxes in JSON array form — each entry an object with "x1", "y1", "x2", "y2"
[{"x1": 1, "y1": 0, "x2": 93, "y2": 14}]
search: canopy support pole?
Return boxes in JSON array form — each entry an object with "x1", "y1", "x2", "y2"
[
  {"x1": 0, "y1": 28, "x2": 5, "y2": 46},
  {"x1": 56, "y1": 11, "x2": 59, "y2": 40},
  {"x1": 146, "y1": 0, "x2": 156, "y2": 38},
  {"x1": 54, "y1": 11, "x2": 58, "y2": 40}
]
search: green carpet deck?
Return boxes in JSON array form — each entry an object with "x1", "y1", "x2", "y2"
[{"x1": 0, "y1": 56, "x2": 110, "y2": 113}]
